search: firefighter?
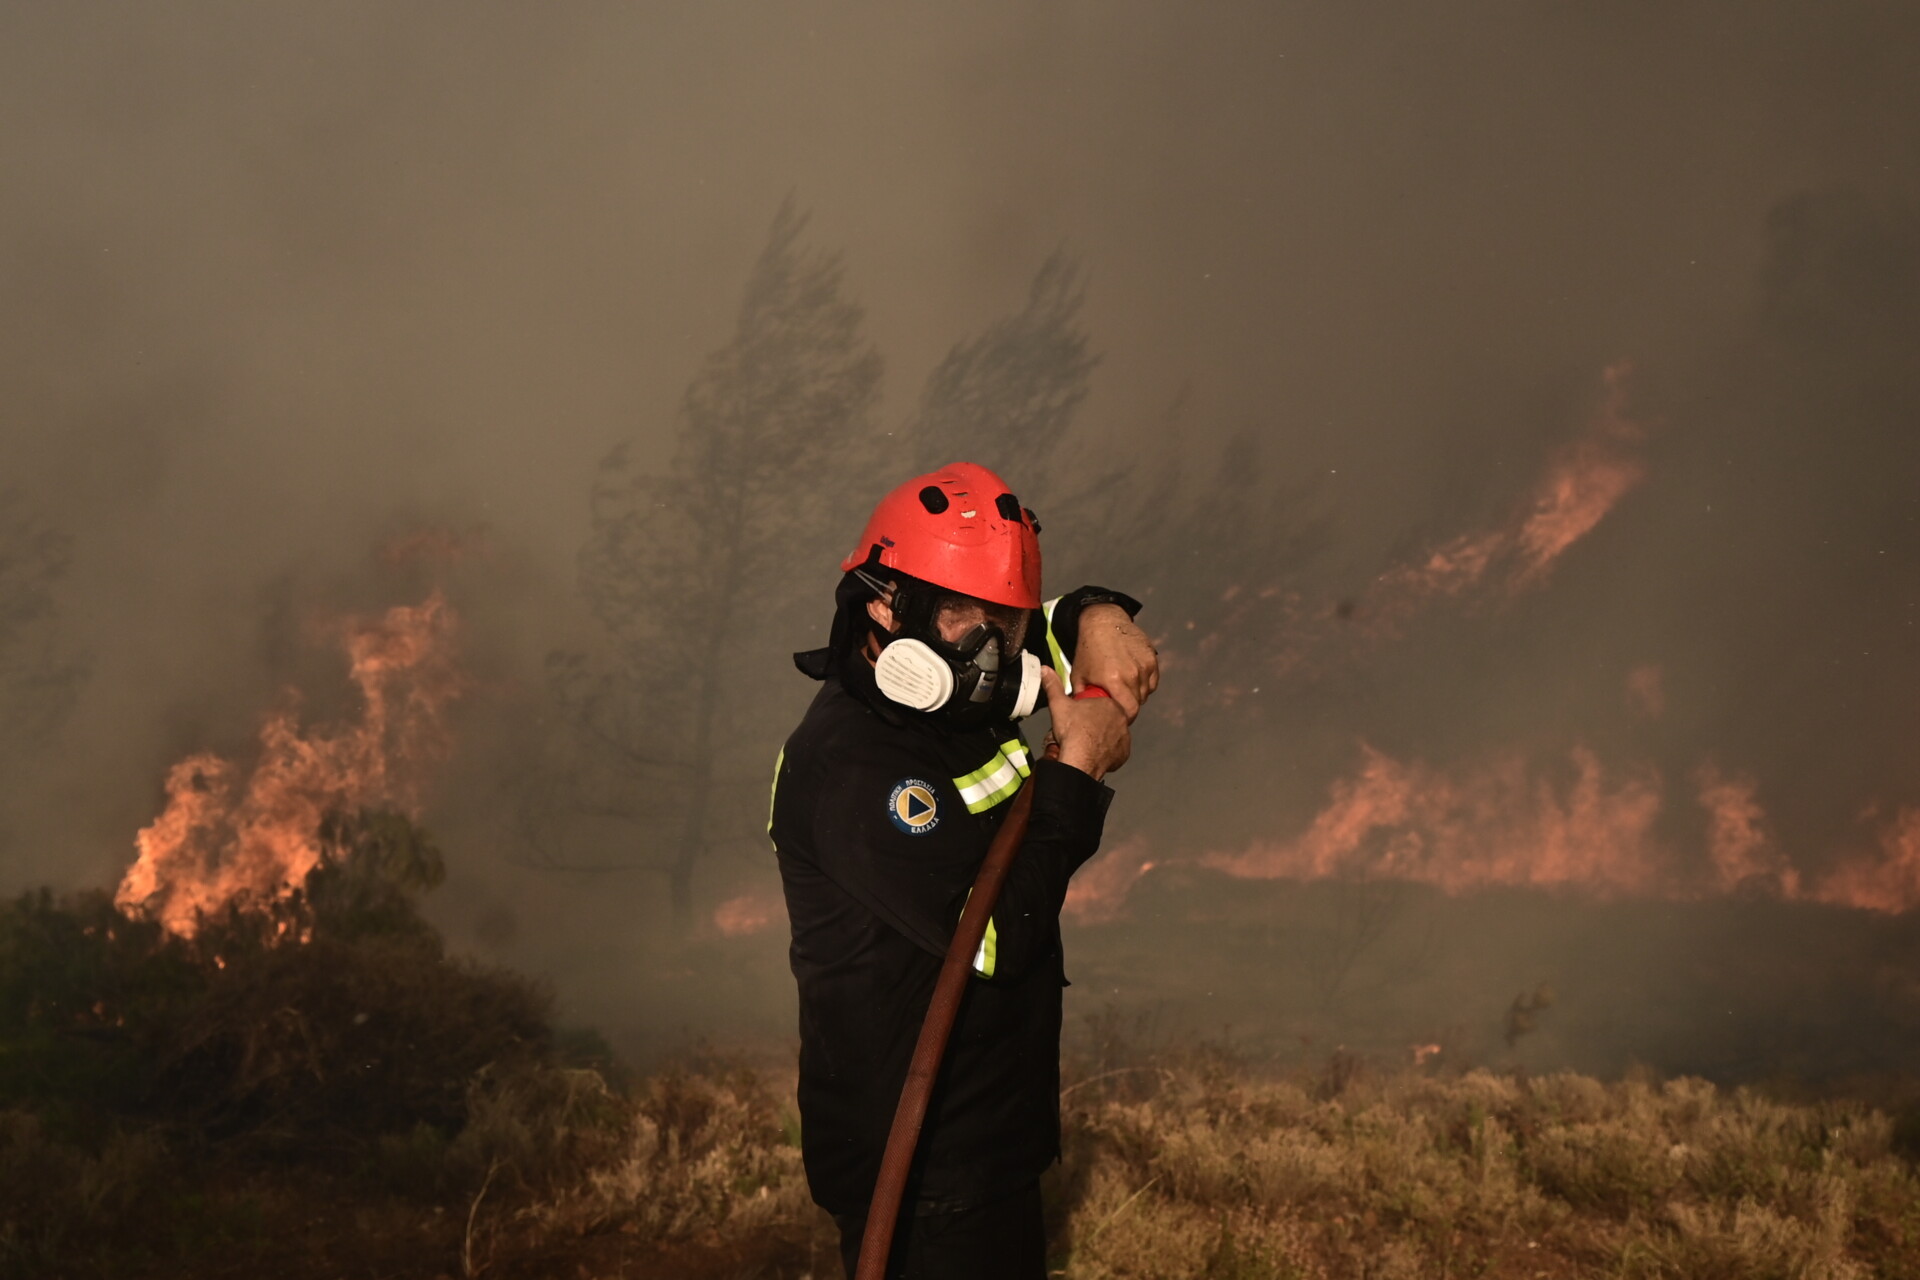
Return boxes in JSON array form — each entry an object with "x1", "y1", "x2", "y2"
[{"x1": 771, "y1": 461, "x2": 1156, "y2": 1278}]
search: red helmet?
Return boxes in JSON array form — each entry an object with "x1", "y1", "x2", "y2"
[{"x1": 841, "y1": 462, "x2": 1042, "y2": 609}]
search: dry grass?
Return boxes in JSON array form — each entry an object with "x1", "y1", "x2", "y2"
[
  {"x1": 1044, "y1": 1055, "x2": 1920, "y2": 1279},
  {"x1": 14, "y1": 1034, "x2": 1915, "y2": 1277},
  {"x1": 490, "y1": 1048, "x2": 1920, "y2": 1280},
  {"x1": 8, "y1": 872, "x2": 1919, "y2": 1277}
]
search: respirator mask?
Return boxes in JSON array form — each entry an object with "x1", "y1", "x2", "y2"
[{"x1": 856, "y1": 568, "x2": 1043, "y2": 729}]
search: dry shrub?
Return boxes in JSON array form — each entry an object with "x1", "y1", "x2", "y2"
[
  {"x1": 1525, "y1": 1118, "x2": 1679, "y2": 1216},
  {"x1": 150, "y1": 928, "x2": 552, "y2": 1141},
  {"x1": 0, "y1": 1108, "x2": 168, "y2": 1269},
  {"x1": 529, "y1": 1061, "x2": 808, "y2": 1242},
  {"x1": 1634, "y1": 1175, "x2": 1863, "y2": 1280},
  {"x1": 446, "y1": 1061, "x2": 632, "y2": 1194}
]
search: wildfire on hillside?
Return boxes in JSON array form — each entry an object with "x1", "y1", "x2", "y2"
[
  {"x1": 1062, "y1": 741, "x2": 1920, "y2": 923},
  {"x1": 115, "y1": 593, "x2": 465, "y2": 938}
]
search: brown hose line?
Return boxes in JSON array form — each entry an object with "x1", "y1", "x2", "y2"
[{"x1": 855, "y1": 779, "x2": 1037, "y2": 1280}]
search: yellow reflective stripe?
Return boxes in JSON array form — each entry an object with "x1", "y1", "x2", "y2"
[
  {"x1": 955, "y1": 741, "x2": 1034, "y2": 813},
  {"x1": 962, "y1": 889, "x2": 998, "y2": 978},
  {"x1": 1042, "y1": 596, "x2": 1072, "y2": 693},
  {"x1": 998, "y1": 738, "x2": 1031, "y2": 778},
  {"x1": 973, "y1": 772, "x2": 1024, "y2": 813},
  {"x1": 954, "y1": 757, "x2": 999, "y2": 789},
  {"x1": 958, "y1": 758, "x2": 1019, "y2": 810},
  {"x1": 766, "y1": 747, "x2": 785, "y2": 844},
  {"x1": 973, "y1": 915, "x2": 997, "y2": 978}
]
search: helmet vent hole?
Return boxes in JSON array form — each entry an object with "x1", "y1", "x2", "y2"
[
  {"x1": 994, "y1": 493, "x2": 1022, "y2": 521},
  {"x1": 918, "y1": 486, "x2": 950, "y2": 514}
]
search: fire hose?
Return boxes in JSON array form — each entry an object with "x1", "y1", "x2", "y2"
[{"x1": 856, "y1": 685, "x2": 1109, "y2": 1280}]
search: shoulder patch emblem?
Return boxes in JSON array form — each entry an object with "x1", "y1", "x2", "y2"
[{"x1": 887, "y1": 778, "x2": 940, "y2": 835}]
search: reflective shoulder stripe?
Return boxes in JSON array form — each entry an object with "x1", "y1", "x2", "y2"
[
  {"x1": 1042, "y1": 596, "x2": 1072, "y2": 693},
  {"x1": 998, "y1": 738, "x2": 1032, "y2": 778},
  {"x1": 766, "y1": 747, "x2": 785, "y2": 844},
  {"x1": 954, "y1": 740, "x2": 1033, "y2": 814}
]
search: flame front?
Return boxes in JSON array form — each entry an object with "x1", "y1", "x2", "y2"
[
  {"x1": 115, "y1": 593, "x2": 463, "y2": 937},
  {"x1": 1063, "y1": 744, "x2": 1920, "y2": 923},
  {"x1": 1203, "y1": 744, "x2": 1666, "y2": 897}
]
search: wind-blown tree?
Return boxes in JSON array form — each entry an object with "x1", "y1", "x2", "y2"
[
  {"x1": 907, "y1": 250, "x2": 1099, "y2": 484},
  {"x1": 901, "y1": 249, "x2": 1172, "y2": 603},
  {"x1": 536, "y1": 201, "x2": 884, "y2": 931}
]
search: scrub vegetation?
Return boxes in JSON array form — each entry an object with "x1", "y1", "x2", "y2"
[{"x1": 6, "y1": 836, "x2": 1919, "y2": 1278}]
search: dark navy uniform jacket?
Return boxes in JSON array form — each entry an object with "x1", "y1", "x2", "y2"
[{"x1": 770, "y1": 587, "x2": 1134, "y2": 1216}]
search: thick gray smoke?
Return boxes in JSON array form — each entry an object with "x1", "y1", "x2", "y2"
[{"x1": 2, "y1": 1, "x2": 1916, "y2": 1074}]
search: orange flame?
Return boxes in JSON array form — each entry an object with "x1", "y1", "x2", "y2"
[
  {"x1": 1814, "y1": 807, "x2": 1920, "y2": 914},
  {"x1": 1367, "y1": 362, "x2": 1645, "y2": 621},
  {"x1": 1694, "y1": 763, "x2": 1801, "y2": 897},
  {"x1": 1204, "y1": 744, "x2": 1666, "y2": 897},
  {"x1": 1510, "y1": 363, "x2": 1645, "y2": 588},
  {"x1": 1061, "y1": 742, "x2": 1920, "y2": 921},
  {"x1": 115, "y1": 594, "x2": 463, "y2": 937}
]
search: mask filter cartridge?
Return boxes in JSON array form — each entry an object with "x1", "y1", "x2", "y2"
[{"x1": 873, "y1": 639, "x2": 957, "y2": 712}]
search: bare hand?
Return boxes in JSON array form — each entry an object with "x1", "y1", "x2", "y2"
[
  {"x1": 1070, "y1": 604, "x2": 1160, "y2": 722},
  {"x1": 1041, "y1": 667, "x2": 1131, "y2": 781}
]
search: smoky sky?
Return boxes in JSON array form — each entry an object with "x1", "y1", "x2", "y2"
[{"x1": 3, "y1": 2, "x2": 1918, "y2": 1065}]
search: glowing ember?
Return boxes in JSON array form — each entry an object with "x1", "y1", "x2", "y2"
[
  {"x1": 713, "y1": 893, "x2": 780, "y2": 938},
  {"x1": 115, "y1": 594, "x2": 463, "y2": 937},
  {"x1": 1411, "y1": 1042, "x2": 1443, "y2": 1067}
]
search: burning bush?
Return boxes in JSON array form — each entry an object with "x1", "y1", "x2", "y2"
[{"x1": 2, "y1": 811, "x2": 550, "y2": 1145}]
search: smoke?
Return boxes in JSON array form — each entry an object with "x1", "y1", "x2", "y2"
[{"x1": 2, "y1": 1, "x2": 1918, "y2": 1075}]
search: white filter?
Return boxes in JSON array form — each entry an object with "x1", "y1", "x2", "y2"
[{"x1": 873, "y1": 639, "x2": 956, "y2": 711}]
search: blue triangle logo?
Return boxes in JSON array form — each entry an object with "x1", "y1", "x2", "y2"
[{"x1": 906, "y1": 792, "x2": 932, "y2": 820}]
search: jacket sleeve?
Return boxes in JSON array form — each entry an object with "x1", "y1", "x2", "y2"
[
  {"x1": 1026, "y1": 585, "x2": 1144, "y2": 688},
  {"x1": 805, "y1": 741, "x2": 1110, "y2": 985}
]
